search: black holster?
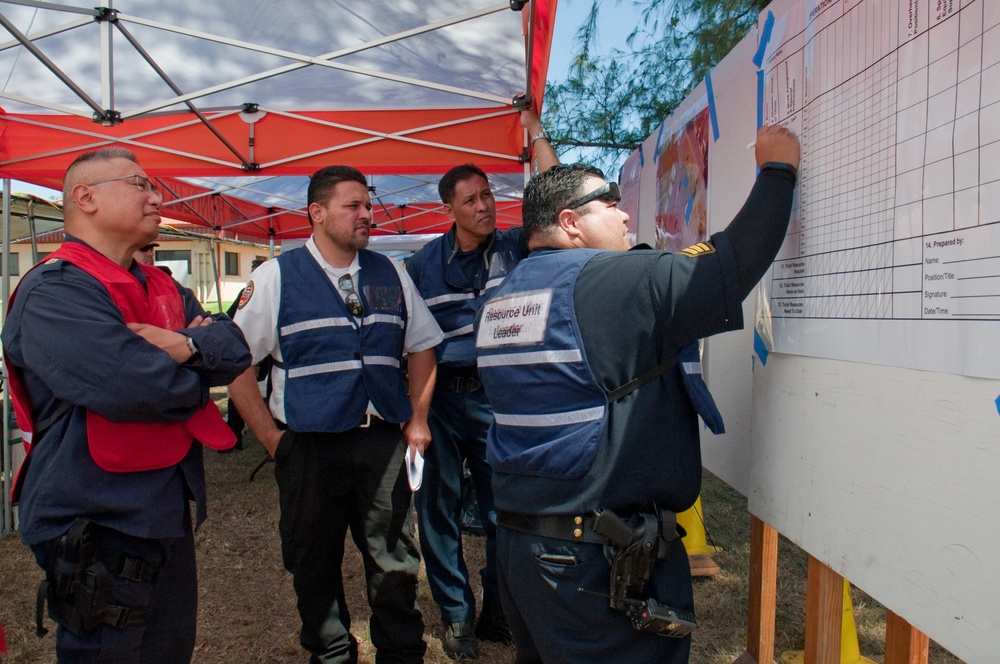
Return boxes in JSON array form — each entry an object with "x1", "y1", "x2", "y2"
[
  {"x1": 592, "y1": 506, "x2": 678, "y2": 612},
  {"x1": 37, "y1": 519, "x2": 152, "y2": 637}
]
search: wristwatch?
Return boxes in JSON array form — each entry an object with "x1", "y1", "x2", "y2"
[
  {"x1": 184, "y1": 335, "x2": 202, "y2": 365},
  {"x1": 760, "y1": 161, "x2": 798, "y2": 177},
  {"x1": 530, "y1": 130, "x2": 550, "y2": 146}
]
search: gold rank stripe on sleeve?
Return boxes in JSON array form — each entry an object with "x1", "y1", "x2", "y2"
[{"x1": 678, "y1": 242, "x2": 716, "y2": 257}]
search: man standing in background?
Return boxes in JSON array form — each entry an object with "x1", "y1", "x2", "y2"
[{"x1": 404, "y1": 106, "x2": 557, "y2": 659}]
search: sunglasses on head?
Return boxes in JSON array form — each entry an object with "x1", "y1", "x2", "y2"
[{"x1": 564, "y1": 182, "x2": 621, "y2": 210}]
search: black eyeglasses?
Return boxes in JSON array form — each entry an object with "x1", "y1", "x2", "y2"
[
  {"x1": 564, "y1": 182, "x2": 621, "y2": 210},
  {"x1": 138, "y1": 244, "x2": 156, "y2": 252},
  {"x1": 338, "y1": 273, "x2": 364, "y2": 317},
  {"x1": 86, "y1": 174, "x2": 161, "y2": 197}
]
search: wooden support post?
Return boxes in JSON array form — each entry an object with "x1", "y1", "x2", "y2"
[
  {"x1": 804, "y1": 555, "x2": 843, "y2": 664},
  {"x1": 734, "y1": 516, "x2": 779, "y2": 664},
  {"x1": 884, "y1": 610, "x2": 929, "y2": 664}
]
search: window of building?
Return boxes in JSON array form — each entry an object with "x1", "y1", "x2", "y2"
[
  {"x1": 156, "y1": 249, "x2": 192, "y2": 274},
  {"x1": 224, "y1": 251, "x2": 240, "y2": 276},
  {"x1": 0, "y1": 252, "x2": 21, "y2": 276}
]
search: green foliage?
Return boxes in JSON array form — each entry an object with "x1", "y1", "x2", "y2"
[{"x1": 545, "y1": 0, "x2": 768, "y2": 173}]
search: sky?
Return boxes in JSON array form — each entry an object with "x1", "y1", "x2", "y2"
[
  {"x1": 10, "y1": 0, "x2": 642, "y2": 201},
  {"x1": 548, "y1": 0, "x2": 641, "y2": 82}
]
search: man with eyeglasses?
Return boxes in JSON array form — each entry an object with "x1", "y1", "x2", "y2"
[
  {"x1": 227, "y1": 165, "x2": 442, "y2": 663},
  {"x1": 404, "y1": 107, "x2": 558, "y2": 659},
  {"x1": 473, "y1": 126, "x2": 800, "y2": 663},
  {"x1": 2, "y1": 147, "x2": 251, "y2": 662}
]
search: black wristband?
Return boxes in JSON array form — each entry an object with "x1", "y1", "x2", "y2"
[{"x1": 760, "y1": 161, "x2": 798, "y2": 178}]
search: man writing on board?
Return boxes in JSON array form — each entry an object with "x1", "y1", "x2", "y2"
[{"x1": 474, "y1": 125, "x2": 800, "y2": 663}]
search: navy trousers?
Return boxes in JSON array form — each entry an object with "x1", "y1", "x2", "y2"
[
  {"x1": 415, "y1": 388, "x2": 500, "y2": 623},
  {"x1": 32, "y1": 514, "x2": 198, "y2": 664},
  {"x1": 497, "y1": 526, "x2": 693, "y2": 664}
]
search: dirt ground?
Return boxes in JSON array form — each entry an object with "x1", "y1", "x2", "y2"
[{"x1": 0, "y1": 392, "x2": 964, "y2": 663}]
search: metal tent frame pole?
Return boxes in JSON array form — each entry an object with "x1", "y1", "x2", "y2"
[{"x1": 2, "y1": 177, "x2": 13, "y2": 534}]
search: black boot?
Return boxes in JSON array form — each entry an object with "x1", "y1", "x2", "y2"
[{"x1": 474, "y1": 597, "x2": 513, "y2": 644}]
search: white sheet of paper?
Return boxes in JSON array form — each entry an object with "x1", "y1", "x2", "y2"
[{"x1": 405, "y1": 447, "x2": 424, "y2": 492}]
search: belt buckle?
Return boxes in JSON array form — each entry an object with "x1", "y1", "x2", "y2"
[{"x1": 358, "y1": 413, "x2": 373, "y2": 428}]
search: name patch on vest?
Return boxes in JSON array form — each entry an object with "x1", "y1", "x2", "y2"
[{"x1": 477, "y1": 289, "x2": 552, "y2": 348}]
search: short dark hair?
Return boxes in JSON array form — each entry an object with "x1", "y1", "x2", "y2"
[
  {"x1": 63, "y1": 147, "x2": 138, "y2": 201},
  {"x1": 522, "y1": 163, "x2": 605, "y2": 241},
  {"x1": 307, "y1": 166, "x2": 367, "y2": 210},
  {"x1": 438, "y1": 164, "x2": 488, "y2": 205}
]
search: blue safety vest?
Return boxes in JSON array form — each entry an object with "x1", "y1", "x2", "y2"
[
  {"x1": 477, "y1": 248, "x2": 726, "y2": 480},
  {"x1": 410, "y1": 226, "x2": 522, "y2": 366},
  {"x1": 277, "y1": 248, "x2": 411, "y2": 431},
  {"x1": 477, "y1": 249, "x2": 607, "y2": 479}
]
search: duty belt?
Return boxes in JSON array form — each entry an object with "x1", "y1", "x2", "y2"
[
  {"x1": 498, "y1": 507, "x2": 678, "y2": 559},
  {"x1": 497, "y1": 510, "x2": 606, "y2": 544},
  {"x1": 436, "y1": 375, "x2": 483, "y2": 393},
  {"x1": 436, "y1": 366, "x2": 483, "y2": 393}
]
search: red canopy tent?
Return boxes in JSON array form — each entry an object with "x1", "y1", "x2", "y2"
[
  {"x1": 0, "y1": 0, "x2": 559, "y2": 534},
  {"x1": 0, "y1": 0, "x2": 558, "y2": 237}
]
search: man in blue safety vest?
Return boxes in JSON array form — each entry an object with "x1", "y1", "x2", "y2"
[{"x1": 475, "y1": 126, "x2": 800, "y2": 663}]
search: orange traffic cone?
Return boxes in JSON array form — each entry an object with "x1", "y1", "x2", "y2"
[
  {"x1": 678, "y1": 496, "x2": 721, "y2": 577},
  {"x1": 780, "y1": 580, "x2": 877, "y2": 663}
]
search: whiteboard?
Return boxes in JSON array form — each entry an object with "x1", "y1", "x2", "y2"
[{"x1": 621, "y1": 0, "x2": 1000, "y2": 660}]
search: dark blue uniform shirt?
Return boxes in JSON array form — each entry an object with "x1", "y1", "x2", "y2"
[{"x1": 3, "y1": 238, "x2": 251, "y2": 546}]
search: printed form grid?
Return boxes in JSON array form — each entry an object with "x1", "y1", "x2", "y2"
[{"x1": 767, "y1": 0, "x2": 1000, "y2": 322}]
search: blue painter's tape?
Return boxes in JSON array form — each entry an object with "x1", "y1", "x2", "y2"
[
  {"x1": 995, "y1": 394, "x2": 1000, "y2": 416},
  {"x1": 753, "y1": 11, "x2": 775, "y2": 68},
  {"x1": 705, "y1": 72, "x2": 720, "y2": 142},
  {"x1": 654, "y1": 121, "x2": 665, "y2": 163},
  {"x1": 757, "y1": 70, "x2": 764, "y2": 129},
  {"x1": 753, "y1": 328, "x2": 769, "y2": 366}
]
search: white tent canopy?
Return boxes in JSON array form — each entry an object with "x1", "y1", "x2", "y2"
[{"x1": 0, "y1": 0, "x2": 558, "y2": 532}]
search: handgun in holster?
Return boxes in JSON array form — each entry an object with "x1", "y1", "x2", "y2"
[
  {"x1": 591, "y1": 506, "x2": 695, "y2": 637},
  {"x1": 37, "y1": 519, "x2": 147, "y2": 637}
]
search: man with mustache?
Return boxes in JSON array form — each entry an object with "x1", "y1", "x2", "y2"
[{"x1": 228, "y1": 165, "x2": 442, "y2": 663}]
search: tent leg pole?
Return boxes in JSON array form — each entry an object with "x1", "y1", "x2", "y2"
[
  {"x1": 211, "y1": 237, "x2": 223, "y2": 313},
  {"x1": 3, "y1": 178, "x2": 13, "y2": 534}
]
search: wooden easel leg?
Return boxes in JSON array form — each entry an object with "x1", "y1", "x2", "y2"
[
  {"x1": 884, "y1": 610, "x2": 929, "y2": 664},
  {"x1": 804, "y1": 556, "x2": 843, "y2": 664},
  {"x1": 734, "y1": 516, "x2": 778, "y2": 664}
]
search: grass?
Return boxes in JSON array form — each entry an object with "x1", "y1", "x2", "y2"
[{"x1": 0, "y1": 391, "x2": 966, "y2": 663}]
